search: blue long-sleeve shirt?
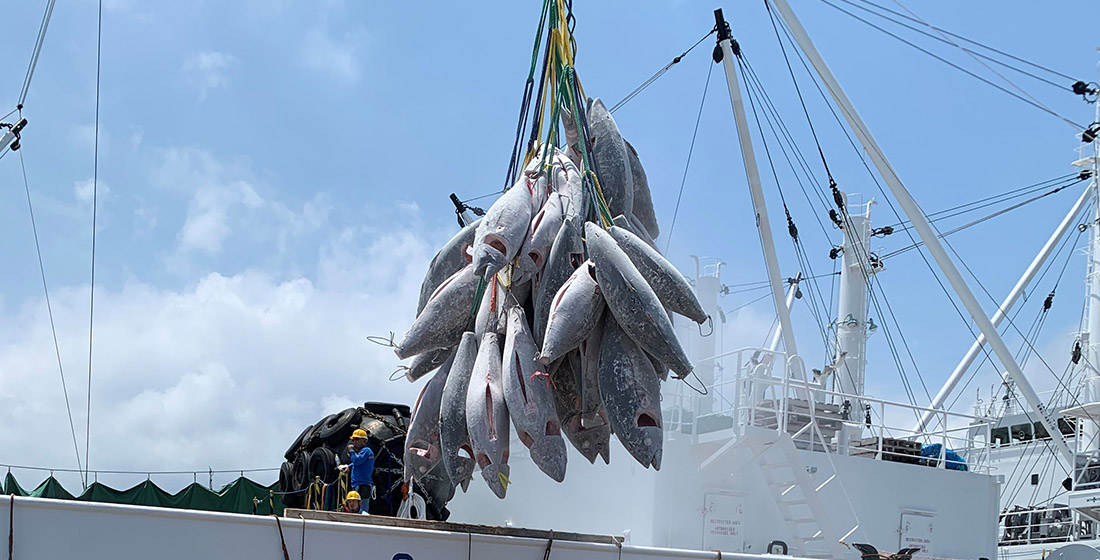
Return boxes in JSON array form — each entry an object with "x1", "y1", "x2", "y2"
[{"x1": 349, "y1": 447, "x2": 375, "y2": 487}]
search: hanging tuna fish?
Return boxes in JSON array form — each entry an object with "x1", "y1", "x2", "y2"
[{"x1": 390, "y1": 95, "x2": 707, "y2": 501}]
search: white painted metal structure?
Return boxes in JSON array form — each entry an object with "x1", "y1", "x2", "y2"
[
  {"x1": 914, "y1": 185, "x2": 1093, "y2": 434},
  {"x1": 830, "y1": 195, "x2": 878, "y2": 418},
  {"x1": 767, "y1": 0, "x2": 1075, "y2": 463},
  {"x1": 715, "y1": 13, "x2": 799, "y2": 367}
]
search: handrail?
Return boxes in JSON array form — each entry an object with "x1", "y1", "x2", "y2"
[{"x1": 670, "y1": 346, "x2": 994, "y2": 473}]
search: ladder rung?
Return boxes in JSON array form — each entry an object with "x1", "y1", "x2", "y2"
[
  {"x1": 779, "y1": 499, "x2": 809, "y2": 506},
  {"x1": 788, "y1": 518, "x2": 816, "y2": 524}
]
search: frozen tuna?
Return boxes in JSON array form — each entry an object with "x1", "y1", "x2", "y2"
[
  {"x1": 502, "y1": 306, "x2": 568, "y2": 482},
  {"x1": 395, "y1": 265, "x2": 478, "y2": 359},
  {"x1": 440, "y1": 332, "x2": 478, "y2": 491},
  {"x1": 584, "y1": 223, "x2": 692, "y2": 378},
  {"x1": 598, "y1": 316, "x2": 663, "y2": 469},
  {"x1": 465, "y1": 332, "x2": 510, "y2": 499}
]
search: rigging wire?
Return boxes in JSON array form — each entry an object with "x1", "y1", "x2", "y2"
[
  {"x1": 834, "y1": 0, "x2": 1071, "y2": 92},
  {"x1": 610, "y1": 28, "x2": 717, "y2": 114},
  {"x1": 940, "y1": 226, "x2": 1100, "y2": 458},
  {"x1": 84, "y1": 0, "x2": 103, "y2": 488},
  {"x1": 887, "y1": 172, "x2": 1082, "y2": 230},
  {"x1": 814, "y1": 0, "x2": 1086, "y2": 130},
  {"x1": 739, "y1": 55, "x2": 833, "y2": 354},
  {"x1": 945, "y1": 203, "x2": 1089, "y2": 412},
  {"x1": 665, "y1": 59, "x2": 714, "y2": 252},
  {"x1": 848, "y1": 0, "x2": 1076, "y2": 82},
  {"x1": 773, "y1": 10, "x2": 1044, "y2": 383},
  {"x1": 765, "y1": 1, "x2": 834, "y2": 182},
  {"x1": 883, "y1": 178, "x2": 1087, "y2": 259},
  {"x1": 19, "y1": 149, "x2": 86, "y2": 486},
  {"x1": 889, "y1": 0, "x2": 1085, "y2": 131},
  {"x1": 18, "y1": 0, "x2": 59, "y2": 108},
  {"x1": 749, "y1": 30, "x2": 939, "y2": 413}
]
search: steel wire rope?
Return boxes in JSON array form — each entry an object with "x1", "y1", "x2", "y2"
[
  {"x1": 741, "y1": 58, "x2": 887, "y2": 418},
  {"x1": 939, "y1": 232, "x2": 1095, "y2": 472},
  {"x1": 745, "y1": 37, "x2": 933, "y2": 419},
  {"x1": 19, "y1": 149, "x2": 85, "y2": 485},
  {"x1": 737, "y1": 54, "x2": 837, "y2": 338},
  {"x1": 84, "y1": 0, "x2": 104, "y2": 489},
  {"x1": 18, "y1": 0, "x2": 59, "y2": 107},
  {"x1": 765, "y1": 0, "x2": 836, "y2": 183},
  {"x1": 609, "y1": 27, "x2": 717, "y2": 114},
  {"x1": 748, "y1": 39, "x2": 936, "y2": 415},
  {"x1": 945, "y1": 207, "x2": 1088, "y2": 413},
  {"x1": 739, "y1": 56, "x2": 834, "y2": 244},
  {"x1": 774, "y1": 11, "x2": 1048, "y2": 393},
  {"x1": 834, "y1": 0, "x2": 1071, "y2": 92},
  {"x1": 848, "y1": 0, "x2": 1076, "y2": 82},
  {"x1": 665, "y1": 59, "x2": 713, "y2": 252},
  {"x1": 814, "y1": 0, "x2": 1086, "y2": 130},
  {"x1": 889, "y1": 0, "x2": 1080, "y2": 121},
  {"x1": 886, "y1": 172, "x2": 1082, "y2": 231},
  {"x1": 739, "y1": 52, "x2": 850, "y2": 364},
  {"x1": 883, "y1": 179, "x2": 1086, "y2": 259},
  {"x1": 739, "y1": 55, "x2": 835, "y2": 234},
  {"x1": 739, "y1": 56, "x2": 835, "y2": 360}
]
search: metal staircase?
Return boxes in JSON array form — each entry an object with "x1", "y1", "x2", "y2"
[{"x1": 741, "y1": 425, "x2": 857, "y2": 559}]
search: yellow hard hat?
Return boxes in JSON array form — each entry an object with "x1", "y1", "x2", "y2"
[
  {"x1": 351, "y1": 429, "x2": 368, "y2": 440},
  {"x1": 346, "y1": 491, "x2": 362, "y2": 501}
]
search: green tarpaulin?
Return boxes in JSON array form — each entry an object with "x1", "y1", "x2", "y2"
[{"x1": 3, "y1": 473, "x2": 283, "y2": 515}]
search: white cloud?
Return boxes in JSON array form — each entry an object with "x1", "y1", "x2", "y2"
[
  {"x1": 0, "y1": 210, "x2": 439, "y2": 491},
  {"x1": 74, "y1": 178, "x2": 110, "y2": 205},
  {"x1": 151, "y1": 146, "x2": 331, "y2": 260},
  {"x1": 181, "y1": 51, "x2": 237, "y2": 100},
  {"x1": 301, "y1": 23, "x2": 361, "y2": 83}
]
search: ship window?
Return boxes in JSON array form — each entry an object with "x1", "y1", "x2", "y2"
[
  {"x1": 1034, "y1": 422, "x2": 1050, "y2": 440},
  {"x1": 992, "y1": 427, "x2": 1010, "y2": 446},
  {"x1": 1011, "y1": 423, "x2": 1033, "y2": 442},
  {"x1": 1059, "y1": 418, "x2": 1077, "y2": 436},
  {"x1": 1031, "y1": 473, "x2": 1039, "y2": 485}
]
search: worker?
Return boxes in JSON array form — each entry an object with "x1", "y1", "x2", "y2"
[
  {"x1": 342, "y1": 491, "x2": 367, "y2": 515},
  {"x1": 337, "y1": 428, "x2": 375, "y2": 511}
]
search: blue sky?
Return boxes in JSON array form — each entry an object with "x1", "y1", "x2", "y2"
[{"x1": 1, "y1": 0, "x2": 1098, "y2": 496}]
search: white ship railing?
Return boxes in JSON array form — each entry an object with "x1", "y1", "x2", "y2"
[
  {"x1": 997, "y1": 503, "x2": 1096, "y2": 546},
  {"x1": 664, "y1": 346, "x2": 994, "y2": 473}
]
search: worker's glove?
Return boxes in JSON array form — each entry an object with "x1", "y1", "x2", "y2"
[
  {"x1": 371, "y1": 486, "x2": 377, "y2": 500},
  {"x1": 337, "y1": 464, "x2": 349, "y2": 472}
]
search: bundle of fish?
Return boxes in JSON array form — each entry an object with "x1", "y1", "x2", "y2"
[{"x1": 397, "y1": 98, "x2": 706, "y2": 499}]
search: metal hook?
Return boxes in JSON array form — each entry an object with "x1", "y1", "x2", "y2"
[{"x1": 698, "y1": 315, "x2": 715, "y2": 337}]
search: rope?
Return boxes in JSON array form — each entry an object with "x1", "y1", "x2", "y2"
[
  {"x1": 273, "y1": 514, "x2": 291, "y2": 560},
  {"x1": 835, "y1": 0, "x2": 1070, "y2": 91},
  {"x1": 848, "y1": 0, "x2": 1075, "y2": 82},
  {"x1": 883, "y1": 179, "x2": 1084, "y2": 259},
  {"x1": 84, "y1": 0, "x2": 104, "y2": 489},
  {"x1": 664, "y1": 59, "x2": 713, "y2": 252},
  {"x1": 19, "y1": 150, "x2": 84, "y2": 485},
  {"x1": 19, "y1": 0, "x2": 59, "y2": 107},
  {"x1": 815, "y1": 0, "x2": 1086, "y2": 130},
  {"x1": 765, "y1": 0, "x2": 834, "y2": 183},
  {"x1": 609, "y1": 27, "x2": 717, "y2": 114},
  {"x1": 542, "y1": 530, "x2": 554, "y2": 560},
  {"x1": 7, "y1": 495, "x2": 12, "y2": 560}
]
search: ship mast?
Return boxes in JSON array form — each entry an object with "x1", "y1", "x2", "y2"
[
  {"x1": 767, "y1": 0, "x2": 1075, "y2": 461},
  {"x1": 830, "y1": 194, "x2": 880, "y2": 421},
  {"x1": 712, "y1": 9, "x2": 801, "y2": 372},
  {"x1": 1077, "y1": 84, "x2": 1100, "y2": 453}
]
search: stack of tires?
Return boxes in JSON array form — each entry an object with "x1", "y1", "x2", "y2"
[{"x1": 277, "y1": 402, "x2": 451, "y2": 520}]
